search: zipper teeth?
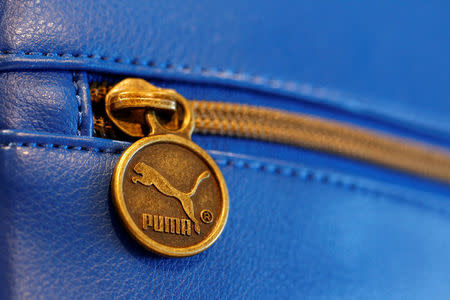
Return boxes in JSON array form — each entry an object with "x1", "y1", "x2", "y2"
[
  {"x1": 191, "y1": 100, "x2": 450, "y2": 183},
  {"x1": 90, "y1": 85, "x2": 450, "y2": 184}
]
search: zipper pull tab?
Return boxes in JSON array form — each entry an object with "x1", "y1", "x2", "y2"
[
  {"x1": 107, "y1": 78, "x2": 229, "y2": 257},
  {"x1": 105, "y1": 78, "x2": 180, "y2": 138}
]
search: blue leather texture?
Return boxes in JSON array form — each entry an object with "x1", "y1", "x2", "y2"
[
  {"x1": 0, "y1": 0, "x2": 450, "y2": 299},
  {"x1": 1, "y1": 130, "x2": 450, "y2": 299},
  {"x1": 0, "y1": 71, "x2": 92, "y2": 136},
  {"x1": 1, "y1": 0, "x2": 450, "y2": 142}
]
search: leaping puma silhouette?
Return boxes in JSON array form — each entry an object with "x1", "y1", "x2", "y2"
[{"x1": 132, "y1": 162, "x2": 210, "y2": 234}]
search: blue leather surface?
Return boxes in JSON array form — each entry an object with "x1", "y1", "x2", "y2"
[
  {"x1": 0, "y1": 71, "x2": 92, "y2": 136},
  {"x1": 1, "y1": 0, "x2": 450, "y2": 299},
  {"x1": 1, "y1": 0, "x2": 450, "y2": 141},
  {"x1": 1, "y1": 130, "x2": 450, "y2": 299}
]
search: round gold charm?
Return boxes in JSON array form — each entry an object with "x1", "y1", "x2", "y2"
[{"x1": 112, "y1": 134, "x2": 229, "y2": 257}]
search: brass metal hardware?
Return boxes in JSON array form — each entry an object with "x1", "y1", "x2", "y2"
[
  {"x1": 105, "y1": 79, "x2": 181, "y2": 137},
  {"x1": 109, "y1": 79, "x2": 229, "y2": 257}
]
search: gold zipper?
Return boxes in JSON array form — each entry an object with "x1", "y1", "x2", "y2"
[{"x1": 92, "y1": 79, "x2": 450, "y2": 184}]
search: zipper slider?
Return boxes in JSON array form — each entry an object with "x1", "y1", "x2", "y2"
[{"x1": 107, "y1": 78, "x2": 229, "y2": 257}]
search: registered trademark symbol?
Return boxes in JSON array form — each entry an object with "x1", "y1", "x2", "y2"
[{"x1": 200, "y1": 209, "x2": 213, "y2": 224}]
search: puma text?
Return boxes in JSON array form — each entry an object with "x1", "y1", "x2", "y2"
[{"x1": 142, "y1": 213, "x2": 192, "y2": 236}]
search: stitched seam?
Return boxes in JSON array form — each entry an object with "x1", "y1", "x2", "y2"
[
  {"x1": 215, "y1": 158, "x2": 390, "y2": 199},
  {"x1": 0, "y1": 142, "x2": 124, "y2": 154},
  {"x1": 0, "y1": 142, "x2": 426, "y2": 205},
  {"x1": 0, "y1": 50, "x2": 336, "y2": 99},
  {"x1": 72, "y1": 72, "x2": 82, "y2": 136}
]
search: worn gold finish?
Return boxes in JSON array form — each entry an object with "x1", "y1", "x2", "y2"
[
  {"x1": 112, "y1": 135, "x2": 228, "y2": 257},
  {"x1": 105, "y1": 78, "x2": 182, "y2": 137},
  {"x1": 110, "y1": 79, "x2": 229, "y2": 257},
  {"x1": 132, "y1": 161, "x2": 210, "y2": 234}
]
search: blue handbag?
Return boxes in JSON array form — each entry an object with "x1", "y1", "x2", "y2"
[{"x1": 1, "y1": 1, "x2": 450, "y2": 299}]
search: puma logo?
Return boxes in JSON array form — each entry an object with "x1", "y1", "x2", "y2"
[{"x1": 132, "y1": 162, "x2": 210, "y2": 234}]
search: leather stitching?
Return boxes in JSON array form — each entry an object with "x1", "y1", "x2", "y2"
[
  {"x1": 0, "y1": 142, "x2": 123, "y2": 154},
  {"x1": 72, "y1": 72, "x2": 82, "y2": 136},
  {"x1": 0, "y1": 50, "x2": 337, "y2": 100},
  {"x1": 0, "y1": 141, "x2": 439, "y2": 208}
]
